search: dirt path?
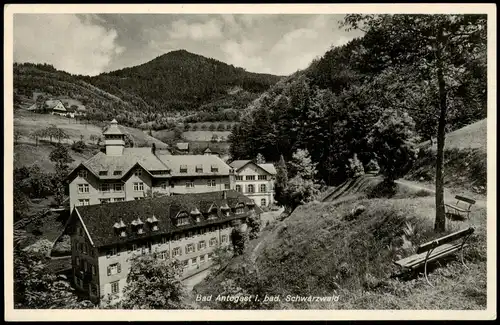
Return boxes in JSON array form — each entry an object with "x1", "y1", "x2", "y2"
[{"x1": 395, "y1": 179, "x2": 487, "y2": 208}]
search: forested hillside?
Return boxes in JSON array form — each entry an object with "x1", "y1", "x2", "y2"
[
  {"x1": 230, "y1": 15, "x2": 487, "y2": 186},
  {"x1": 13, "y1": 50, "x2": 281, "y2": 129}
]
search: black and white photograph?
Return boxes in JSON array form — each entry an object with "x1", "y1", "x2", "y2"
[{"x1": 4, "y1": 3, "x2": 496, "y2": 321}]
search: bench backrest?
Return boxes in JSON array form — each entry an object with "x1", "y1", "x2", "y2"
[
  {"x1": 455, "y1": 195, "x2": 476, "y2": 205},
  {"x1": 416, "y1": 227, "x2": 475, "y2": 254}
]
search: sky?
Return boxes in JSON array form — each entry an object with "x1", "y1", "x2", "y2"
[{"x1": 13, "y1": 14, "x2": 363, "y2": 77}]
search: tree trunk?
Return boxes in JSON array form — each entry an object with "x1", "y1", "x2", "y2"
[{"x1": 434, "y1": 56, "x2": 447, "y2": 232}]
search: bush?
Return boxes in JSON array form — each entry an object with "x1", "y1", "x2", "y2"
[
  {"x1": 71, "y1": 140, "x2": 86, "y2": 153},
  {"x1": 52, "y1": 235, "x2": 71, "y2": 256},
  {"x1": 347, "y1": 153, "x2": 365, "y2": 178}
]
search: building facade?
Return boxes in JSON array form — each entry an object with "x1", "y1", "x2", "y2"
[
  {"x1": 229, "y1": 160, "x2": 277, "y2": 207},
  {"x1": 67, "y1": 120, "x2": 234, "y2": 212},
  {"x1": 67, "y1": 190, "x2": 260, "y2": 304}
]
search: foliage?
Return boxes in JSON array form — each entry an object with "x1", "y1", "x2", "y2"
[
  {"x1": 274, "y1": 155, "x2": 289, "y2": 207},
  {"x1": 366, "y1": 159, "x2": 380, "y2": 173},
  {"x1": 14, "y1": 248, "x2": 94, "y2": 309},
  {"x1": 347, "y1": 153, "x2": 365, "y2": 178},
  {"x1": 49, "y1": 144, "x2": 74, "y2": 206},
  {"x1": 52, "y1": 235, "x2": 72, "y2": 255},
  {"x1": 71, "y1": 140, "x2": 87, "y2": 153},
  {"x1": 367, "y1": 109, "x2": 418, "y2": 183},
  {"x1": 15, "y1": 164, "x2": 53, "y2": 199},
  {"x1": 255, "y1": 153, "x2": 266, "y2": 164},
  {"x1": 230, "y1": 227, "x2": 248, "y2": 256},
  {"x1": 246, "y1": 212, "x2": 261, "y2": 240},
  {"x1": 116, "y1": 255, "x2": 187, "y2": 309},
  {"x1": 284, "y1": 176, "x2": 321, "y2": 211}
]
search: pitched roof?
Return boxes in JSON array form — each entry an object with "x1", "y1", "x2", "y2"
[
  {"x1": 229, "y1": 160, "x2": 252, "y2": 170},
  {"x1": 103, "y1": 119, "x2": 124, "y2": 135},
  {"x1": 80, "y1": 148, "x2": 170, "y2": 179},
  {"x1": 229, "y1": 160, "x2": 277, "y2": 175},
  {"x1": 176, "y1": 143, "x2": 189, "y2": 150},
  {"x1": 157, "y1": 154, "x2": 231, "y2": 176},
  {"x1": 45, "y1": 99, "x2": 65, "y2": 110},
  {"x1": 74, "y1": 190, "x2": 262, "y2": 247},
  {"x1": 204, "y1": 147, "x2": 212, "y2": 153}
]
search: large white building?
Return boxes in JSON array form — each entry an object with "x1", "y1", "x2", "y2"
[{"x1": 229, "y1": 160, "x2": 277, "y2": 207}]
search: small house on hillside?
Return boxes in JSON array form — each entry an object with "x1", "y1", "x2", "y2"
[
  {"x1": 203, "y1": 147, "x2": 220, "y2": 157},
  {"x1": 47, "y1": 99, "x2": 68, "y2": 117}
]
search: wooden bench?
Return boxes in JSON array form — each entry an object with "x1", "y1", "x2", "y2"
[
  {"x1": 445, "y1": 195, "x2": 476, "y2": 220},
  {"x1": 394, "y1": 227, "x2": 475, "y2": 286}
]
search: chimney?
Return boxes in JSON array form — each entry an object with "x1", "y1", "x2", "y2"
[{"x1": 152, "y1": 143, "x2": 156, "y2": 155}]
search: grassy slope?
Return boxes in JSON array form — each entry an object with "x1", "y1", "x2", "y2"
[
  {"x1": 195, "y1": 179, "x2": 486, "y2": 309},
  {"x1": 407, "y1": 118, "x2": 487, "y2": 193}
]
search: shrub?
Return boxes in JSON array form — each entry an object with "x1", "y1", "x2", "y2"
[
  {"x1": 71, "y1": 140, "x2": 86, "y2": 153},
  {"x1": 347, "y1": 153, "x2": 365, "y2": 178}
]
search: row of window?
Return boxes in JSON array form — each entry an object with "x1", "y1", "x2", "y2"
[
  {"x1": 235, "y1": 175, "x2": 268, "y2": 181},
  {"x1": 78, "y1": 181, "x2": 231, "y2": 194},
  {"x1": 105, "y1": 231, "x2": 230, "y2": 258},
  {"x1": 74, "y1": 277, "x2": 99, "y2": 297},
  {"x1": 180, "y1": 165, "x2": 219, "y2": 173},
  {"x1": 235, "y1": 184, "x2": 269, "y2": 193}
]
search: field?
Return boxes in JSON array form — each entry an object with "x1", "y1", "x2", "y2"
[
  {"x1": 419, "y1": 119, "x2": 487, "y2": 152},
  {"x1": 13, "y1": 110, "x2": 170, "y2": 172},
  {"x1": 182, "y1": 131, "x2": 231, "y2": 142}
]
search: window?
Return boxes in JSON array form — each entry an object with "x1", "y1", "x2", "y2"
[
  {"x1": 161, "y1": 183, "x2": 168, "y2": 190},
  {"x1": 113, "y1": 170, "x2": 122, "y2": 176},
  {"x1": 180, "y1": 165, "x2": 188, "y2": 173},
  {"x1": 208, "y1": 253, "x2": 214, "y2": 260},
  {"x1": 201, "y1": 254, "x2": 207, "y2": 264},
  {"x1": 134, "y1": 169, "x2": 142, "y2": 177},
  {"x1": 75, "y1": 257, "x2": 80, "y2": 266},
  {"x1": 91, "y1": 265, "x2": 96, "y2": 275},
  {"x1": 83, "y1": 260, "x2": 88, "y2": 272},
  {"x1": 183, "y1": 260, "x2": 189, "y2": 268},
  {"x1": 185, "y1": 181, "x2": 194, "y2": 188},
  {"x1": 191, "y1": 258, "x2": 197, "y2": 266},
  {"x1": 222, "y1": 235, "x2": 228, "y2": 243},
  {"x1": 158, "y1": 251, "x2": 168, "y2": 259},
  {"x1": 111, "y1": 281, "x2": 119, "y2": 294},
  {"x1": 99, "y1": 171, "x2": 108, "y2": 176},
  {"x1": 177, "y1": 217, "x2": 190, "y2": 226},
  {"x1": 260, "y1": 184, "x2": 267, "y2": 193},
  {"x1": 133, "y1": 182, "x2": 144, "y2": 191},
  {"x1": 198, "y1": 241, "x2": 206, "y2": 251},
  {"x1": 258, "y1": 175, "x2": 268, "y2": 180},
  {"x1": 224, "y1": 183, "x2": 230, "y2": 190},
  {"x1": 211, "y1": 165, "x2": 219, "y2": 172},
  {"x1": 172, "y1": 247, "x2": 182, "y2": 257},
  {"x1": 107, "y1": 263, "x2": 121, "y2": 276},
  {"x1": 195, "y1": 164, "x2": 203, "y2": 173},
  {"x1": 261, "y1": 198, "x2": 267, "y2": 206},
  {"x1": 78, "y1": 170, "x2": 88, "y2": 178},
  {"x1": 100, "y1": 198, "x2": 111, "y2": 204},
  {"x1": 235, "y1": 185, "x2": 242, "y2": 193},
  {"x1": 100, "y1": 184, "x2": 110, "y2": 192},
  {"x1": 114, "y1": 198, "x2": 125, "y2": 202},
  {"x1": 209, "y1": 237, "x2": 218, "y2": 247},
  {"x1": 235, "y1": 175, "x2": 243, "y2": 181},
  {"x1": 78, "y1": 199, "x2": 90, "y2": 206},
  {"x1": 78, "y1": 184, "x2": 89, "y2": 193},
  {"x1": 246, "y1": 175, "x2": 255, "y2": 180},
  {"x1": 247, "y1": 184, "x2": 255, "y2": 193},
  {"x1": 235, "y1": 205, "x2": 245, "y2": 214},
  {"x1": 134, "y1": 197, "x2": 143, "y2": 200},
  {"x1": 185, "y1": 244, "x2": 195, "y2": 254},
  {"x1": 208, "y1": 179, "x2": 216, "y2": 187},
  {"x1": 114, "y1": 183, "x2": 124, "y2": 192},
  {"x1": 161, "y1": 236, "x2": 168, "y2": 244}
]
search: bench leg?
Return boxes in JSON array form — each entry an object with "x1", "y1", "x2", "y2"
[
  {"x1": 460, "y1": 233, "x2": 473, "y2": 269},
  {"x1": 424, "y1": 248, "x2": 436, "y2": 287}
]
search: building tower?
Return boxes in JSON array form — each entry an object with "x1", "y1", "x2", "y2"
[{"x1": 103, "y1": 119, "x2": 125, "y2": 156}]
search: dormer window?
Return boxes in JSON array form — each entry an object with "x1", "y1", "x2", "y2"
[
  {"x1": 146, "y1": 215, "x2": 159, "y2": 231},
  {"x1": 190, "y1": 207, "x2": 201, "y2": 222},
  {"x1": 220, "y1": 203, "x2": 230, "y2": 216},
  {"x1": 177, "y1": 212, "x2": 190, "y2": 226},
  {"x1": 78, "y1": 170, "x2": 88, "y2": 178},
  {"x1": 180, "y1": 165, "x2": 188, "y2": 173},
  {"x1": 113, "y1": 219, "x2": 127, "y2": 237},
  {"x1": 99, "y1": 170, "x2": 108, "y2": 176},
  {"x1": 114, "y1": 170, "x2": 122, "y2": 176},
  {"x1": 134, "y1": 169, "x2": 142, "y2": 177},
  {"x1": 195, "y1": 164, "x2": 203, "y2": 173},
  {"x1": 235, "y1": 203, "x2": 245, "y2": 215},
  {"x1": 131, "y1": 218, "x2": 144, "y2": 234},
  {"x1": 208, "y1": 208, "x2": 218, "y2": 220},
  {"x1": 211, "y1": 164, "x2": 218, "y2": 173}
]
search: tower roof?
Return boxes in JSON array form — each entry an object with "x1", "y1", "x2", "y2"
[{"x1": 103, "y1": 119, "x2": 124, "y2": 136}]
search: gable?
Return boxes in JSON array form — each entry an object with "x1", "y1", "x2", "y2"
[{"x1": 237, "y1": 162, "x2": 271, "y2": 176}]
